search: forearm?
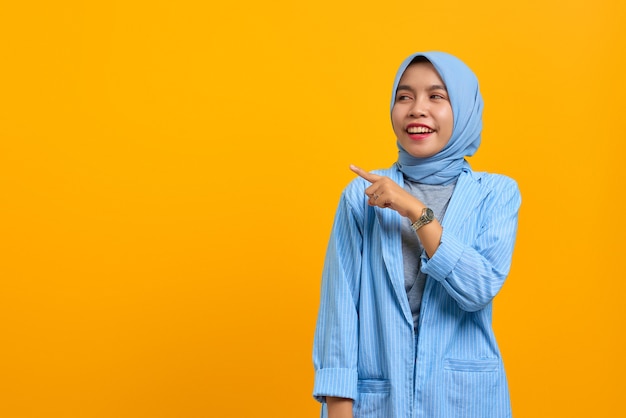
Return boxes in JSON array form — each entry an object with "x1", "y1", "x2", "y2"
[
  {"x1": 327, "y1": 397, "x2": 353, "y2": 418},
  {"x1": 420, "y1": 199, "x2": 520, "y2": 310},
  {"x1": 421, "y1": 227, "x2": 512, "y2": 311},
  {"x1": 406, "y1": 203, "x2": 442, "y2": 258}
]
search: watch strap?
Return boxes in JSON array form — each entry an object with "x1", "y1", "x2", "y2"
[{"x1": 410, "y1": 207, "x2": 434, "y2": 232}]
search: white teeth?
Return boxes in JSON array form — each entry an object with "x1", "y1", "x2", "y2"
[{"x1": 407, "y1": 126, "x2": 434, "y2": 134}]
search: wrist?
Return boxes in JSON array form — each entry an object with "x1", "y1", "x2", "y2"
[
  {"x1": 410, "y1": 207, "x2": 435, "y2": 232},
  {"x1": 407, "y1": 205, "x2": 427, "y2": 223}
]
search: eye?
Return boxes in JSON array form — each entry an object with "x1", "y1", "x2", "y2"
[
  {"x1": 430, "y1": 93, "x2": 446, "y2": 100},
  {"x1": 396, "y1": 94, "x2": 412, "y2": 102}
]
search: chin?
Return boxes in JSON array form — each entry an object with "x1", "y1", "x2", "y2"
[{"x1": 404, "y1": 148, "x2": 436, "y2": 159}]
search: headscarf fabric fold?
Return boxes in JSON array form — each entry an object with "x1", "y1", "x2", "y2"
[{"x1": 392, "y1": 52, "x2": 483, "y2": 185}]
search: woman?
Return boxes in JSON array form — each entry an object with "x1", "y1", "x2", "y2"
[{"x1": 313, "y1": 51, "x2": 521, "y2": 418}]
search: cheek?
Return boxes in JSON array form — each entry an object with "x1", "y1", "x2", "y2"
[
  {"x1": 391, "y1": 109, "x2": 403, "y2": 131},
  {"x1": 437, "y1": 108, "x2": 454, "y2": 134}
]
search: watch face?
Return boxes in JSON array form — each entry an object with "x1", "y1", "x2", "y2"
[{"x1": 425, "y1": 208, "x2": 434, "y2": 220}]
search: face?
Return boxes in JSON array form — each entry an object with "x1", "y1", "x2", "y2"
[{"x1": 392, "y1": 62, "x2": 454, "y2": 159}]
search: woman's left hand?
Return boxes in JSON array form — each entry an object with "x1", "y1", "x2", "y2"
[
  {"x1": 350, "y1": 164, "x2": 424, "y2": 222},
  {"x1": 350, "y1": 164, "x2": 443, "y2": 257}
]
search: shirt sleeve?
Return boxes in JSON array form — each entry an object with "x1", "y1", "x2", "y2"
[
  {"x1": 420, "y1": 176, "x2": 522, "y2": 312},
  {"x1": 312, "y1": 185, "x2": 364, "y2": 403}
]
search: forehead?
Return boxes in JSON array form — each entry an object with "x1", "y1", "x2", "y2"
[{"x1": 398, "y1": 62, "x2": 446, "y2": 87}]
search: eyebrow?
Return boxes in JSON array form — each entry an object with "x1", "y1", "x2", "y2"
[{"x1": 396, "y1": 84, "x2": 448, "y2": 92}]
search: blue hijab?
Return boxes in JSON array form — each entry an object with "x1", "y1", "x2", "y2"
[{"x1": 392, "y1": 52, "x2": 483, "y2": 185}]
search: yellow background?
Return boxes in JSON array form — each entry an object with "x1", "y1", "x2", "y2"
[{"x1": 1, "y1": 0, "x2": 624, "y2": 417}]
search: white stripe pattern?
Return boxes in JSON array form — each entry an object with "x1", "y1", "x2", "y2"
[{"x1": 313, "y1": 164, "x2": 521, "y2": 418}]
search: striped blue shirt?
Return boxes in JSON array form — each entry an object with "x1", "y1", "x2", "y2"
[{"x1": 313, "y1": 164, "x2": 521, "y2": 418}]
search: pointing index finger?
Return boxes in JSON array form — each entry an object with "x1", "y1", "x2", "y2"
[{"x1": 349, "y1": 164, "x2": 381, "y2": 183}]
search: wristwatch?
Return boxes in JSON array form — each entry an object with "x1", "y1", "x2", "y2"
[{"x1": 410, "y1": 207, "x2": 435, "y2": 231}]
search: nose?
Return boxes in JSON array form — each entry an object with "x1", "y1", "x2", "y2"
[{"x1": 409, "y1": 96, "x2": 428, "y2": 118}]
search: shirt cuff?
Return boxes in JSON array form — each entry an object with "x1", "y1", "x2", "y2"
[
  {"x1": 420, "y1": 227, "x2": 464, "y2": 282},
  {"x1": 313, "y1": 367, "x2": 358, "y2": 403}
]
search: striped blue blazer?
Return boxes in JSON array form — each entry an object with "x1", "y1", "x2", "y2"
[{"x1": 313, "y1": 164, "x2": 521, "y2": 418}]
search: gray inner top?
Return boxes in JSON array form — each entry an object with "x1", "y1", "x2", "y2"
[{"x1": 401, "y1": 178, "x2": 456, "y2": 331}]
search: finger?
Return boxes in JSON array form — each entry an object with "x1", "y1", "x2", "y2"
[
  {"x1": 349, "y1": 164, "x2": 382, "y2": 183},
  {"x1": 367, "y1": 192, "x2": 380, "y2": 203},
  {"x1": 367, "y1": 192, "x2": 392, "y2": 209},
  {"x1": 364, "y1": 183, "x2": 381, "y2": 199},
  {"x1": 365, "y1": 186, "x2": 384, "y2": 204}
]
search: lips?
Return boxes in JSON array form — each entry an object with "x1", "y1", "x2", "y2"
[{"x1": 406, "y1": 123, "x2": 435, "y2": 139}]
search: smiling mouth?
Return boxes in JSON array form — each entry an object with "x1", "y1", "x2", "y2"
[{"x1": 407, "y1": 126, "x2": 434, "y2": 134}]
